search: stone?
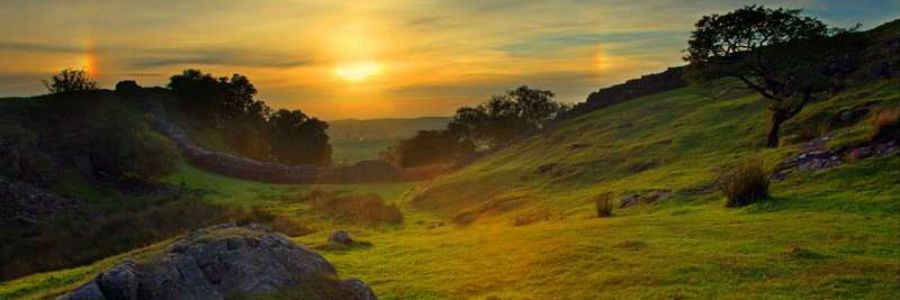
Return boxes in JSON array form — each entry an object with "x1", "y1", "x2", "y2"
[
  {"x1": 96, "y1": 260, "x2": 139, "y2": 300},
  {"x1": 340, "y1": 278, "x2": 377, "y2": 300},
  {"x1": 59, "y1": 224, "x2": 375, "y2": 300},
  {"x1": 328, "y1": 230, "x2": 354, "y2": 245},
  {"x1": 59, "y1": 281, "x2": 104, "y2": 300},
  {"x1": 850, "y1": 146, "x2": 874, "y2": 160}
]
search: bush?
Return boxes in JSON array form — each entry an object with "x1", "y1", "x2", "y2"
[
  {"x1": 42, "y1": 68, "x2": 98, "y2": 94},
  {"x1": 307, "y1": 192, "x2": 402, "y2": 224},
  {"x1": 721, "y1": 157, "x2": 771, "y2": 207},
  {"x1": 594, "y1": 193, "x2": 614, "y2": 218},
  {"x1": 870, "y1": 106, "x2": 900, "y2": 143}
]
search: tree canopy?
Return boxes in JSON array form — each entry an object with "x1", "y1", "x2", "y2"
[
  {"x1": 43, "y1": 68, "x2": 98, "y2": 94},
  {"x1": 684, "y1": 5, "x2": 860, "y2": 147}
]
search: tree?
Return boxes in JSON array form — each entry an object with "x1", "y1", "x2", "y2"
[
  {"x1": 684, "y1": 5, "x2": 857, "y2": 147},
  {"x1": 448, "y1": 86, "x2": 563, "y2": 148},
  {"x1": 382, "y1": 129, "x2": 475, "y2": 167},
  {"x1": 43, "y1": 68, "x2": 98, "y2": 94},
  {"x1": 268, "y1": 109, "x2": 332, "y2": 166}
]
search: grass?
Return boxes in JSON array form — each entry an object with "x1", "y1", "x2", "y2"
[
  {"x1": 721, "y1": 157, "x2": 770, "y2": 207},
  {"x1": 2, "y1": 79, "x2": 899, "y2": 299}
]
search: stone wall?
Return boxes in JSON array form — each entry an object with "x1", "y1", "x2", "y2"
[
  {"x1": 116, "y1": 83, "x2": 437, "y2": 184},
  {"x1": 561, "y1": 66, "x2": 687, "y2": 119}
]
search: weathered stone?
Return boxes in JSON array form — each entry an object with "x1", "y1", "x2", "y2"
[
  {"x1": 850, "y1": 146, "x2": 874, "y2": 160},
  {"x1": 58, "y1": 281, "x2": 104, "y2": 300},
  {"x1": 328, "y1": 230, "x2": 354, "y2": 245},
  {"x1": 340, "y1": 278, "x2": 377, "y2": 300},
  {"x1": 96, "y1": 260, "x2": 139, "y2": 300},
  {"x1": 60, "y1": 224, "x2": 375, "y2": 300}
]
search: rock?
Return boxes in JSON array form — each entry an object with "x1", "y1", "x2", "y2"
[
  {"x1": 60, "y1": 224, "x2": 376, "y2": 300},
  {"x1": 619, "y1": 195, "x2": 640, "y2": 208},
  {"x1": 850, "y1": 146, "x2": 874, "y2": 160},
  {"x1": 59, "y1": 281, "x2": 104, "y2": 300},
  {"x1": 340, "y1": 278, "x2": 377, "y2": 300},
  {"x1": 96, "y1": 260, "x2": 139, "y2": 300},
  {"x1": 328, "y1": 230, "x2": 354, "y2": 245}
]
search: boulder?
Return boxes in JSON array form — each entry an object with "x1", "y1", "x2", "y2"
[
  {"x1": 60, "y1": 224, "x2": 376, "y2": 300},
  {"x1": 328, "y1": 230, "x2": 354, "y2": 245}
]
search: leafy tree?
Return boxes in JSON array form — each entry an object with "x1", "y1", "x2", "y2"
[
  {"x1": 268, "y1": 109, "x2": 332, "y2": 166},
  {"x1": 449, "y1": 85, "x2": 563, "y2": 148},
  {"x1": 42, "y1": 68, "x2": 97, "y2": 94},
  {"x1": 382, "y1": 129, "x2": 475, "y2": 167},
  {"x1": 684, "y1": 5, "x2": 859, "y2": 147}
]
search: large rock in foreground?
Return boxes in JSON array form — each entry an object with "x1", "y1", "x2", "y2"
[{"x1": 61, "y1": 223, "x2": 376, "y2": 300}]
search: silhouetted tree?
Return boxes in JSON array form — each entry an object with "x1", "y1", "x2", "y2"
[
  {"x1": 382, "y1": 129, "x2": 475, "y2": 167},
  {"x1": 684, "y1": 5, "x2": 859, "y2": 147},
  {"x1": 268, "y1": 109, "x2": 332, "y2": 166},
  {"x1": 449, "y1": 85, "x2": 563, "y2": 148},
  {"x1": 43, "y1": 68, "x2": 97, "y2": 94}
]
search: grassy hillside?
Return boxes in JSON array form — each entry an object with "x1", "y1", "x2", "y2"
[{"x1": 4, "y1": 79, "x2": 897, "y2": 299}]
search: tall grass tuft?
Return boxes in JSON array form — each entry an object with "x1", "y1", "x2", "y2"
[
  {"x1": 870, "y1": 106, "x2": 900, "y2": 143},
  {"x1": 594, "y1": 193, "x2": 614, "y2": 218},
  {"x1": 721, "y1": 157, "x2": 770, "y2": 207}
]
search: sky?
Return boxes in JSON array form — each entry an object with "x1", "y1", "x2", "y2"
[{"x1": 0, "y1": 0, "x2": 896, "y2": 119}]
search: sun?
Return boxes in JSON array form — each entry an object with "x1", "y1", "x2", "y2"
[{"x1": 334, "y1": 61, "x2": 381, "y2": 82}]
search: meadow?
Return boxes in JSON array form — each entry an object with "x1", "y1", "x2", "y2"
[{"x1": 3, "y1": 79, "x2": 897, "y2": 299}]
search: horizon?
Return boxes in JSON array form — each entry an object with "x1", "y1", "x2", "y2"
[{"x1": 0, "y1": 0, "x2": 897, "y2": 119}]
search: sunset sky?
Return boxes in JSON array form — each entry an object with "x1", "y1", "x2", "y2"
[{"x1": 1, "y1": 0, "x2": 896, "y2": 119}]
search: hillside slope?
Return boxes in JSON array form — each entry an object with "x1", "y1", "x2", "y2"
[{"x1": 7, "y1": 80, "x2": 896, "y2": 299}]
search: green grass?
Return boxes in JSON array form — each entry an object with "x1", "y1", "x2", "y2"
[
  {"x1": 2, "y1": 80, "x2": 898, "y2": 299},
  {"x1": 331, "y1": 138, "x2": 397, "y2": 165}
]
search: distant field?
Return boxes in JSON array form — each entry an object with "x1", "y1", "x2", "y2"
[{"x1": 328, "y1": 116, "x2": 450, "y2": 164}]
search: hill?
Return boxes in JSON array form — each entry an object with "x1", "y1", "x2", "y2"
[
  {"x1": 6, "y1": 78, "x2": 898, "y2": 299},
  {"x1": 2, "y1": 18, "x2": 898, "y2": 300}
]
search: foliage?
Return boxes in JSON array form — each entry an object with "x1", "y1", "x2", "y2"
[
  {"x1": 594, "y1": 193, "x2": 614, "y2": 217},
  {"x1": 307, "y1": 191, "x2": 403, "y2": 224},
  {"x1": 381, "y1": 129, "x2": 473, "y2": 167},
  {"x1": 42, "y1": 69, "x2": 98, "y2": 94},
  {"x1": 384, "y1": 86, "x2": 565, "y2": 167},
  {"x1": 0, "y1": 121, "x2": 56, "y2": 182},
  {"x1": 168, "y1": 69, "x2": 333, "y2": 165},
  {"x1": 268, "y1": 109, "x2": 332, "y2": 166},
  {"x1": 684, "y1": 5, "x2": 862, "y2": 148},
  {"x1": 448, "y1": 85, "x2": 564, "y2": 148},
  {"x1": 720, "y1": 157, "x2": 770, "y2": 207},
  {"x1": 870, "y1": 106, "x2": 900, "y2": 142}
]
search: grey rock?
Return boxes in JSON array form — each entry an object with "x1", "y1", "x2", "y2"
[
  {"x1": 60, "y1": 224, "x2": 375, "y2": 300},
  {"x1": 328, "y1": 230, "x2": 354, "y2": 245},
  {"x1": 58, "y1": 281, "x2": 104, "y2": 300},
  {"x1": 340, "y1": 278, "x2": 377, "y2": 300},
  {"x1": 96, "y1": 260, "x2": 139, "y2": 300}
]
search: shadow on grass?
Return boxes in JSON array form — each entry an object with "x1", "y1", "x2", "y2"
[{"x1": 311, "y1": 241, "x2": 374, "y2": 253}]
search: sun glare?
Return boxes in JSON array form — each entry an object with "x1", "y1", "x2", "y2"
[{"x1": 334, "y1": 61, "x2": 381, "y2": 82}]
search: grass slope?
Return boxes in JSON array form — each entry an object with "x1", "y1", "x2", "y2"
[{"x1": 2, "y1": 80, "x2": 898, "y2": 299}]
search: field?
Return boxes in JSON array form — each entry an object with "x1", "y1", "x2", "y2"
[{"x1": 2, "y1": 80, "x2": 898, "y2": 299}]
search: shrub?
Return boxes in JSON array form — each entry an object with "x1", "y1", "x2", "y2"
[
  {"x1": 870, "y1": 106, "x2": 900, "y2": 143},
  {"x1": 308, "y1": 192, "x2": 403, "y2": 224},
  {"x1": 594, "y1": 193, "x2": 614, "y2": 218},
  {"x1": 42, "y1": 68, "x2": 97, "y2": 94},
  {"x1": 721, "y1": 157, "x2": 770, "y2": 207}
]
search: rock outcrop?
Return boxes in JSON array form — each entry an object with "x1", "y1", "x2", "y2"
[{"x1": 60, "y1": 223, "x2": 376, "y2": 300}]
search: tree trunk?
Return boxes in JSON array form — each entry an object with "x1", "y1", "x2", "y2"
[{"x1": 767, "y1": 114, "x2": 785, "y2": 148}]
